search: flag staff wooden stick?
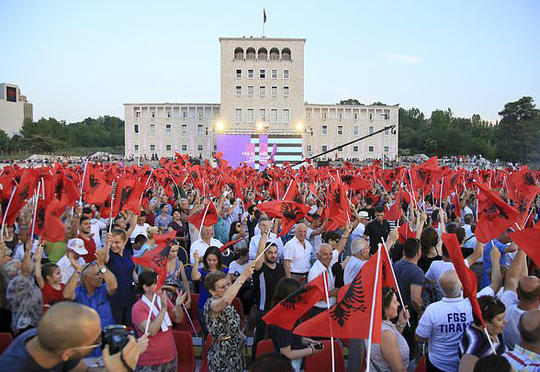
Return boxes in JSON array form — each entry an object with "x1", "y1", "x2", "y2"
[
  {"x1": 365, "y1": 243, "x2": 383, "y2": 372},
  {"x1": 322, "y1": 271, "x2": 335, "y2": 372},
  {"x1": 0, "y1": 187, "x2": 17, "y2": 242}
]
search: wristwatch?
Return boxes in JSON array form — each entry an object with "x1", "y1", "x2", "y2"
[{"x1": 98, "y1": 266, "x2": 107, "y2": 274}]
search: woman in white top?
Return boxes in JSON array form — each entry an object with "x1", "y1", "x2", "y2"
[{"x1": 368, "y1": 287, "x2": 410, "y2": 372}]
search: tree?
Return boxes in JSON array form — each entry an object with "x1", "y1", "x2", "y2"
[
  {"x1": 0, "y1": 129, "x2": 9, "y2": 154},
  {"x1": 338, "y1": 98, "x2": 362, "y2": 105}
]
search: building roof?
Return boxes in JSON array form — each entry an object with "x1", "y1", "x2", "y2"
[
  {"x1": 123, "y1": 103, "x2": 220, "y2": 106},
  {"x1": 304, "y1": 102, "x2": 400, "y2": 108},
  {"x1": 219, "y1": 37, "x2": 306, "y2": 42}
]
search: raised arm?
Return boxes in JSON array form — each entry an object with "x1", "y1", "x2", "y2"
[
  {"x1": 96, "y1": 250, "x2": 118, "y2": 296},
  {"x1": 191, "y1": 252, "x2": 202, "y2": 281},
  {"x1": 124, "y1": 212, "x2": 138, "y2": 245},
  {"x1": 336, "y1": 222, "x2": 354, "y2": 255},
  {"x1": 102, "y1": 233, "x2": 112, "y2": 264},
  {"x1": 489, "y1": 245, "x2": 502, "y2": 295},
  {"x1": 63, "y1": 258, "x2": 83, "y2": 300},
  {"x1": 254, "y1": 230, "x2": 269, "y2": 271},
  {"x1": 210, "y1": 262, "x2": 255, "y2": 314},
  {"x1": 465, "y1": 241, "x2": 484, "y2": 266},
  {"x1": 34, "y1": 244, "x2": 45, "y2": 289},
  {"x1": 503, "y1": 246, "x2": 526, "y2": 293}
]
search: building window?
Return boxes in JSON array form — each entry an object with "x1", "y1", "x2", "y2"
[
  {"x1": 385, "y1": 129, "x2": 389, "y2": 135},
  {"x1": 322, "y1": 126, "x2": 328, "y2": 135},
  {"x1": 337, "y1": 126, "x2": 343, "y2": 135},
  {"x1": 181, "y1": 145, "x2": 187, "y2": 151},
  {"x1": 338, "y1": 113, "x2": 342, "y2": 120},
  {"x1": 166, "y1": 145, "x2": 171, "y2": 151},
  {"x1": 247, "y1": 108, "x2": 254, "y2": 123},
  {"x1": 259, "y1": 108, "x2": 266, "y2": 121},
  {"x1": 235, "y1": 109, "x2": 242, "y2": 122},
  {"x1": 369, "y1": 113, "x2": 373, "y2": 120},
  {"x1": 322, "y1": 112, "x2": 327, "y2": 119},
  {"x1": 322, "y1": 145, "x2": 328, "y2": 152},
  {"x1": 353, "y1": 126, "x2": 359, "y2": 135},
  {"x1": 247, "y1": 69, "x2": 254, "y2": 79},
  {"x1": 236, "y1": 69, "x2": 242, "y2": 78},
  {"x1": 282, "y1": 109, "x2": 290, "y2": 123},
  {"x1": 307, "y1": 145, "x2": 312, "y2": 152},
  {"x1": 368, "y1": 146, "x2": 374, "y2": 152},
  {"x1": 134, "y1": 144, "x2": 139, "y2": 151},
  {"x1": 135, "y1": 111, "x2": 141, "y2": 117},
  {"x1": 270, "y1": 109, "x2": 278, "y2": 123},
  {"x1": 182, "y1": 111, "x2": 187, "y2": 118},
  {"x1": 198, "y1": 145, "x2": 203, "y2": 151},
  {"x1": 247, "y1": 85, "x2": 254, "y2": 96},
  {"x1": 167, "y1": 111, "x2": 171, "y2": 118},
  {"x1": 165, "y1": 124, "x2": 171, "y2": 134},
  {"x1": 353, "y1": 146, "x2": 359, "y2": 152},
  {"x1": 384, "y1": 146, "x2": 389, "y2": 152},
  {"x1": 234, "y1": 47, "x2": 243, "y2": 60},
  {"x1": 271, "y1": 69, "x2": 277, "y2": 79},
  {"x1": 150, "y1": 144, "x2": 156, "y2": 151},
  {"x1": 181, "y1": 124, "x2": 187, "y2": 134},
  {"x1": 259, "y1": 86, "x2": 266, "y2": 96},
  {"x1": 283, "y1": 69, "x2": 289, "y2": 79},
  {"x1": 134, "y1": 124, "x2": 139, "y2": 134},
  {"x1": 259, "y1": 69, "x2": 266, "y2": 79},
  {"x1": 150, "y1": 124, "x2": 156, "y2": 134},
  {"x1": 271, "y1": 86, "x2": 277, "y2": 96},
  {"x1": 369, "y1": 126, "x2": 374, "y2": 134},
  {"x1": 235, "y1": 86, "x2": 242, "y2": 96},
  {"x1": 151, "y1": 112, "x2": 155, "y2": 118},
  {"x1": 282, "y1": 48, "x2": 291, "y2": 61},
  {"x1": 306, "y1": 112, "x2": 310, "y2": 119},
  {"x1": 197, "y1": 124, "x2": 203, "y2": 134},
  {"x1": 283, "y1": 86, "x2": 290, "y2": 96}
]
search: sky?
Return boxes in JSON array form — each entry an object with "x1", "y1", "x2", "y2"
[{"x1": 1, "y1": 0, "x2": 539, "y2": 124}]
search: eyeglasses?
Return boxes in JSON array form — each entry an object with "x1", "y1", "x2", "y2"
[
  {"x1": 482, "y1": 296, "x2": 503, "y2": 313},
  {"x1": 81, "y1": 261, "x2": 98, "y2": 275},
  {"x1": 70, "y1": 333, "x2": 101, "y2": 351}
]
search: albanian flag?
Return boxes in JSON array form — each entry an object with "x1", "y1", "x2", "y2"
[
  {"x1": 3, "y1": 170, "x2": 39, "y2": 225},
  {"x1": 475, "y1": 182, "x2": 520, "y2": 243},
  {"x1": 508, "y1": 224, "x2": 540, "y2": 269},
  {"x1": 112, "y1": 177, "x2": 146, "y2": 216},
  {"x1": 257, "y1": 200, "x2": 311, "y2": 236},
  {"x1": 188, "y1": 202, "x2": 218, "y2": 229},
  {"x1": 294, "y1": 249, "x2": 383, "y2": 341},
  {"x1": 441, "y1": 233, "x2": 485, "y2": 327},
  {"x1": 83, "y1": 165, "x2": 112, "y2": 205},
  {"x1": 263, "y1": 272, "x2": 327, "y2": 330},
  {"x1": 132, "y1": 231, "x2": 176, "y2": 289},
  {"x1": 384, "y1": 191, "x2": 403, "y2": 221},
  {"x1": 397, "y1": 222, "x2": 415, "y2": 244}
]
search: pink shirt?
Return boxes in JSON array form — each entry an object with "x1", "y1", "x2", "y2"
[{"x1": 131, "y1": 297, "x2": 176, "y2": 366}]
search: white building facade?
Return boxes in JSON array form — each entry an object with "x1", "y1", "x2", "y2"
[
  {"x1": 124, "y1": 37, "x2": 398, "y2": 164},
  {"x1": 0, "y1": 83, "x2": 33, "y2": 136}
]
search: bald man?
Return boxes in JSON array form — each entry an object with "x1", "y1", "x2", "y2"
[
  {"x1": 503, "y1": 309, "x2": 540, "y2": 370},
  {"x1": 0, "y1": 301, "x2": 147, "y2": 372},
  {"x1": 415, "y1": 270, "x2": 474, "y2": 372},
  {"x1": 498, "y1": 249, "x2": 540, "y2": 349},
  {"x1": 283, "y1": 223, "x2": 313, "y2": 281}
]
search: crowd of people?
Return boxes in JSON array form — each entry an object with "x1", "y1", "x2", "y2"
[{"x1": 0, "y1": 156, "x2": 538, "y2": 372}]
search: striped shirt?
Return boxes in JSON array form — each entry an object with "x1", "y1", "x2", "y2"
[{"x1": 504, "y1": 345, "x2": 540, "y2": 371}]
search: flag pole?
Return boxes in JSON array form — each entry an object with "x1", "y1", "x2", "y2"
[
  {"x1": 0, "y1": 187, "x2": 17, "y2": 242},
  {"x1": 79, "y1": 160, "x2": 88, "y2": 205},
  {"x1": 380, "y1": 237, "x2": 410, "y2": 327},
  {"x1": 108, "y1": 181, "x2": 117, "y2": 233},
  {"x1": 439, "y1": 177, "x2": 444, "y2": 209},
  {"x1": 322, "y1": 271, "x2": 335, "y2": 372},
  {"x1": 181, "y1": 303, "x2": 199, "y2": 337},
  {"x1": 365, "y1": 244, "x2": 383, "y2": 372},
  {"x1": 30, "y1": 181, "x2": 41, "y2": 245},
  {"x1": 483, "y1": 327, "x2": 497, "y2": 354},
  {"x1": 198, "y1": 203, "x2": 210, "y2": 235}
]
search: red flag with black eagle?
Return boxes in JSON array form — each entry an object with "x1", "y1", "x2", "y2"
[
  {"x1": 112, "y1": 177, "x2": 146, "y2": 216},
  {"x1": 83, "y1": 164, "x2": 112, "y2": 205},
  {"x1": 132, "y1": 231, "x2": 177, "y2": 289},
  {"x1": 2, "y1": 169, "x2": 40, "y2": 225},
  {"x1": 441, "y1": 233, "x2": 485, "y2": 327},
  {"x1": 506, "y1": 169, "x2": 539, "y2": 228},
  {"x1": 508, "y1": 224, "x2": 540, "y2": 270},
  {"x1": 325, "y1": 178, "x2": 350, "y2": 230},
  {"x1": 257, "y1": 200, "x2": 311, "y2": 236},
  {"x1": 397, "y1": 222, "x2": 415, "y2": 243},
  {"x1": 384, "y1": 191, "x2": 403, "y2": 221},
  {"x1": 293, "y1": 249, "x2": 383, "y2": 340},
  {"x1": 475, "y1": 182, "x2": 520, "y2": 243},
  {"x1": 188, "y1": 202, "x2": 218, "y2": 228},
  {"x1": 263, "y1": 272, "x2": 327, "y2": 330}
]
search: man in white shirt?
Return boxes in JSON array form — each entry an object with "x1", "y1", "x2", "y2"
[
  {"x1": 306, "y1": 215, "x2": 324, "y2": 261},
  {"x1": 416, "y1": 270, "x2": 474, "y2": 372},
  {"x1": 283, "y1": 223, "x2": 313, "y2": 281},
  {"x1": 129, "y1": 212, "x2": 150, "y2": 241},
  {"x1": 498, "y1": 249, "x2": 540, "y2": 350},
  {"x1": 249, "y1": 217, "x2": 284, "y2": 260},
  {"x1": 343, "y1": 238, "x2": 370, "y2": 285},
  {"x1": 82, "y1": 207, "x2": 106, "y2": 248},
  {"x1": 307, "y1": 244, "x2": 337, "y2": 318},
  {"x1": 350, "y1": 211, "x2": 369, "y2": 241},
  {"x1": 189, "y1": 225, "x2": 223, "y2": 267},
  {"x1": 56, "y1": 238, "x2": 88, "y2": 284}
]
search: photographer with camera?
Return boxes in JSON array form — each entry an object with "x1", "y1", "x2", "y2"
[
  {"x1": 0, "y1": 301, "x2": 148, "y2": 372},
  {"x1": 131, "y1": 271, "x2": 187, "y2": 371}
]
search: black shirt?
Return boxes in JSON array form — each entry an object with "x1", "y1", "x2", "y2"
[
  {"x1": 364, "y1": 220, "x2": 391, "y2": 254},
  {"x1": 269, "y1": 325, "x2": 304, "y2": 352},
  {"x1": 0, "y1": 328, "x2": 81, "y2": 372},
  {"x1": 253, "y1": 262, "x2": 286, "y2": 312}
]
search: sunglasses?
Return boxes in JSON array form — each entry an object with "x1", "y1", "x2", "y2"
[
  {"x1": 81, "y1": 261, "x2": 98, "y2": 275},
  {"x1": 482, "y1": 297, "x2": 503, "y2": 313},
  {"x1": 384, "y1": 288, "x2": 396, "y2": 301}
]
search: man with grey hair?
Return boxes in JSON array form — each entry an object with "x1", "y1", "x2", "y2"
[
  {"x1": 415, "y1": 270, "x2": 474, "y2": 371},
  {"x1": 283, "y1": 222, "x2": 313, "y2": 281},
  {"x1": 249, "y1": 216, "x2": 284, "y2": 260},
  {"x1": 343, "y1": 238, "x2": 370, "y2": 285}
]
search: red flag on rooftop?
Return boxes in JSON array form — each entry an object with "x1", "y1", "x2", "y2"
[
  {"x1": 293, "y1": 249, "x2": 383, "y2": 340},
  {"x1": 263, "y1": 272, "x2": 327, "y2": 330}
]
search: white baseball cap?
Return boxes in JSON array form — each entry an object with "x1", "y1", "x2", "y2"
[
  {"x1": 67, "y1": 238, "x2": 88, "y2": 255},
  {"x1": 358, "y1": 211, "x2": 370, "y2": 219}
]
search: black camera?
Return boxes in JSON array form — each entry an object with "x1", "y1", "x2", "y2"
[
  {"x1": 313, "y1": 342, "x2": 323, "y2": 350},
  {"x1": 101, "y1": 325, "x2": 136, "y2": 355}
]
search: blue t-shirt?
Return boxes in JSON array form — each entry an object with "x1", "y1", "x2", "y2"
[
  {"x1": 107, "y1": 249, "x2": 137, "y2": 308},
  {"x1": 0, "y1": 328, "x2": 80, "y2": 372},
  {"x1": 197, "y1": 268, "x2": 229, "y2": 309},
  {"x1": 75, "y1": 283, "x2": 115, "y2": 329},
  {"x1": 481, "y1": 239, "x2": 506, "y2": 288}
]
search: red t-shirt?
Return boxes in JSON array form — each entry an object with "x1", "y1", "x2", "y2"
[
  {"x1": 131, "y1": 297, "x2": 176, "y2": 366},
  {"x1": 79, "y1": 235, "x2": 96, "y2": 263},
  {"x1": 41, "y1": 283, "x2": 65, "y2": 305}
]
